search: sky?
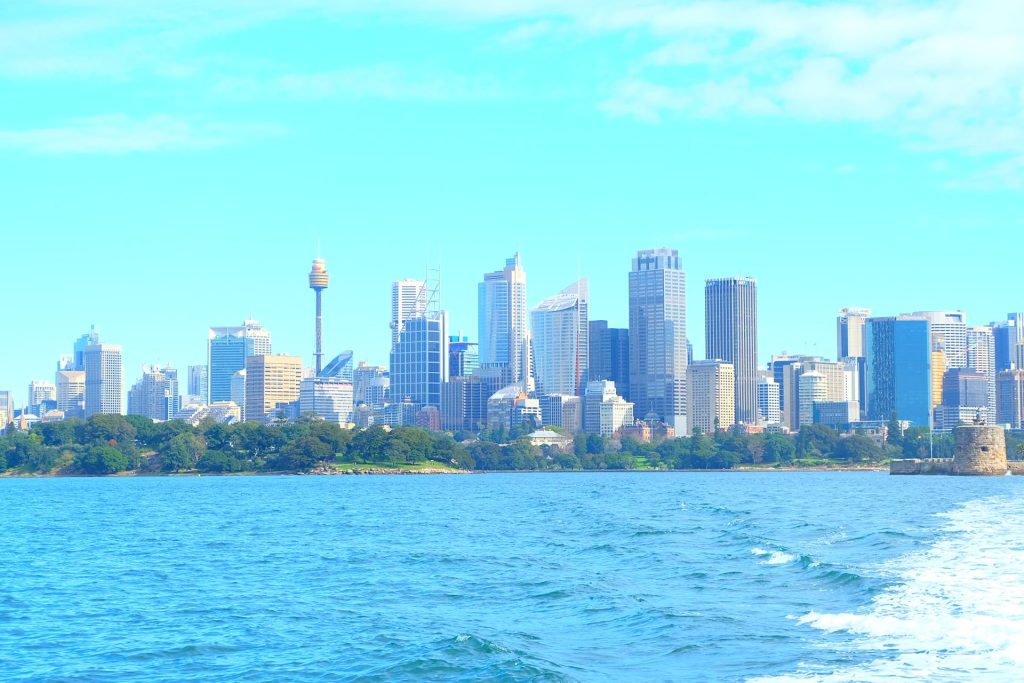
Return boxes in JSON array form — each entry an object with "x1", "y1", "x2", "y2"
[{"x1": 2, "y1": 0, "x2": 1023, "y2": 406}]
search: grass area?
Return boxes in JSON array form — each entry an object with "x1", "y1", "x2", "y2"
[{"x1": 331, "y1": 459, "x2": 463, "y2": 472}]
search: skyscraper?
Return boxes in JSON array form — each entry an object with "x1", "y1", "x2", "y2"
[
  {"x1": 966, "y1": 326, "x2": 996, "y2": 424},
  {"x1": 687, "y1": 360, "x2": 736, "y2": 435},
  {"x1": 299, "y1": 376, "x2": 354, "y2": 425},
  {"x1": 628, "y1": 248, "x2": 687, "y2": 433},
  {"x1": 84, "y1": 343, "x2": 123, "y2": 417},
  {"x1": 390, "y1": 311, "x2": 449, "y2": 409},
  {"x1": 705, "y1": 277, "x2": 758, "y2": 424},
  {"x1": 309, "y1": 255, "x2": 330, "y2": 375},
  {"x1": 72, "y1": 326, "x2": 100, "y2": 371},
  {"x1": 589, "y1": 321, "x2": 630, "y2": 400},
  {"x1": 865, "y1": 316, "x2": 932, "y2": 428},
  {"x1": 244, "y1": 355, "x2": 302, "y2": 422},
  {"x1": 0, "y1": 390, "x2": 12, "y2": 430},
  {"x1": 27, "y1": 380, "x2": 56, "y2": 410},
  {"x1": 207, "y1": 320, "x2": 272, "y2": 403},
  {"x1": 837, "y1": 308, "x2": 871, "y2": 359},
  {"x1": 757, "y1": 373, "x2": 781, "y2": 425},
  {"x1": 321, "y1": 351, "x2": 355, "y2": 381},
  {"x1": 188, "y1": 364, "x2": 209, "y2": 404},
  {"x1": 56, "y1": 370, "x2": 86, "y2": 418},
  {"x1": 531, "y1": 279, "x2": 589, "y2": 397},
  {"x1": 448, "y1": 336, "x2": 479, "y2": 378},
  {"x1": 478, "y1": 253, "x2": 530, "y2": 388},
  {"x1": 392, "y1": 279, "x2": 427, "y2": 349},
  {"x1": 353, "y1": 362, "x2": 389, "y2": 408},
  {"x1": 991, "y1": 313, "x2": 1024, "y2": 372},
  {"x1": 909, "y1": 311, "x2": 968, "y2": 370},
  {"x1": 997, "y1": 370, "x2": 1024, "y2": 429},
  {"x1": 127, "y1": 366, "x2": 180, "y2": 421}
]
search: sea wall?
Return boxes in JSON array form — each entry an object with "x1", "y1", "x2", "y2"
[{"x1": 890, "y1": 459, "x2": 954, "y2": 475}]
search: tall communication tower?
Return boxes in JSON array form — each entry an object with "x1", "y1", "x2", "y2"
[{"x1": 309, "y1": 253, "x2": 330, "y2": 376}]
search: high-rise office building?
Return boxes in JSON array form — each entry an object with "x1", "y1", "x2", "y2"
[
  {"x1": 837, "y1": 308, "x2": 871, "y2": 359},
  {"x1": 539, "y1": 394, "x2": 584, "y2": 434},
  {"x1": 390, "y1": 313, "x2": 450, "y2": 409},
  {"x1": 299, "y1": 377, "x2": 354, "y2": 425},
  {"x1": 230, "y1": 370, "x2": 246, "y2": 416},
  {"x1": 353, "y1": 362, "x2": 389, "y2": 407},
  {"x1": 448, "y1": 336, "x2": 479, "y2": 378},
  {"x1": 781, "y1": 359, "x2": 850, "y2": 431},
  {"x1": 72, "y1": 326, "x2": 100, "y2": 371},
  {"x1": 0, "y1": 390, "x2": 12, "y2": 430},
  {"x1": 992, "y1": 313, "x2": 1024, "y2": 372},
  {"x1": 865, "y1": 316, "x2": 932, "y2": 428},
  {"x1": 909, "y1": 311, "x2": 968, "y2": 370},
  {"x1": 478, "y1": 253, "x2": 530, "y2": 387},
  {"x1": 589, "y1": 321, "x2": 630, "y2": 400},
  {"x1": 127, "y1": 366, "x2": 180, "y2": 421},
  {"x1": 440, "y1": 374, "x2": 503, "y2": 432},
  {"x1": 705, "y1": 277, "x2": 758, "y2": 424},
  {"x1": 56, "y1": 370, "x2": 86, "y2": 418},
  {"x1": 757, "y1": 373, "x2": 781, "y2": 425},
  {"x1": 798, "y1": 371, "x2": 828, "y2": 428},
  {"x1": 244, "y1": 355, "x2": 302, "y2": 422},
  {"x1": 687, "y1": 360, "x2": 736, "y2": 435},
  {"x1": 322, "y1": 351, "x2": 355, "y2": 381},
  {"x1": 628, "y1": 248, "x2": 687, "y2": 433},
  {"x1": 532, "y1": 280, "x2": 589, "y2": 397},
  {"x1": 84, "y1": 343, "x2": 123, "y2": 417},
  {"x1": 188, "y1": 365, "x2": 209, "y2": 404},
  {"x1": 392, "y1": 279, "x2": 427, "y2": 349},
  {"x1": 583, "y1": 380, "x2": 634, "y2": 436},
  {"x1": 966, "y1": 326, "x2": 997, "y2": 424},
  {"x1": 208, "y1": 321, "x2": 272, "y2": 403},
  {"x1": 997, "y1": 370, "x2": 1024, "y2": 429},
  {"x1": 27, "y1": 380, "x2": 56, "y2": 411}
]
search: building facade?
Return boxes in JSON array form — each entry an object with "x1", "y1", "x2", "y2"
[
  {"x1": 628, "y1": 248, "x2": 687, "y2": 433},
  {"x1": 392, "y1": 279, "x2": 427, "y2": 349},
  {"x1": 188, "y1": 364, "x2": 209, "y2": 404},
  {"x1": 84, "y1": 343, "x2": 123, "y2": 417},
  {"x1": 705, "y1": 277, "x2": 758, "y2": 425},
  {"x1": 244, "y1": 355, "x2": 302, "y2": 422},
  {"x1": 127, "y1": 366, "x2": 180, "y2": 422},
  {"x1": 478, "y1": 253, "x2": 530, "y2": 388},
  {"x1": 997, "y1": 370, "x2": 1024, "y2": 429},
  {"x1": 56, "y1": 370, "x2": 86, "y2": 418},
  {"x1": 865, "y1": 316, "x2": 933, "y2": 428},
  {"x1": 299, "y1": 377, "x2": 354, "y2": 425},
  {"x1": 531, "y1": 280, "x2": 589, "y2": 397},
  {"x1": 589, "y1": 320, "x2": 630, "y2": 401},
  {"x1": 390, "y1": 313, "x2": 450, "y2": 409},
  {"x1": 208, "y1": 321, "x2": 272, "y2": 404},
  {"x1": 687, "y1": 360, "x2": 736, "y2": 435}
]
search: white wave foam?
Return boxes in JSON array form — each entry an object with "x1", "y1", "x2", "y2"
[
  {"x1": 752, "y1": 547, "x2": 798, "y2": 566},
  {"x1": 751, "y1": 495, "x2": 1024, "y2": 682}
]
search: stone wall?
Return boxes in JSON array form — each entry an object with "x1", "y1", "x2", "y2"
[
  {"x1": 890, "y1": 459, "x2": 954, "y2": 475},
  {"x1": 951, "y1": 425, "x2": 1008, "y2": 476}
]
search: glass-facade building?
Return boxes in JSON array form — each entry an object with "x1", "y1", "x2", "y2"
[
  {"x1": 865, "y1": 317, "x2": 932, "y2": 428},
  {"x1": 589, "y1": 321, "x2": 630, "y2": 401},
  {"x1": 705, "y1": 277, "x2": 758, "y2": 425},
  {"x1": 531, "y1": 280, "x2": 589, "y2": 397},
  {"x1": 390, "y1": 313, "x2": 450, "y2": 408},
  {"x1": 207, "y1": 321, "x2": 272, "y2": 404},
  {"x1": 478, "y1": 253, "x2": 529, "y2": 387},
  {"x1": 628, "y1": 248, "x2": 687, "y2": 433}
]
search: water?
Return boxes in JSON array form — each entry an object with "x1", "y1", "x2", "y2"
[{"x1": 1, "y1": 472, "x2": 1022, "y2": 682}]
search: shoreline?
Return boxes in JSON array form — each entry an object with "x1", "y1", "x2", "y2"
[{"x1": 1, "y1": 465, "x2": 888, "y2": 478}]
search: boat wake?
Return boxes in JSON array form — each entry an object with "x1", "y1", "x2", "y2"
[{"x1": 751, "y1": 495, "x2": 1024, "y2": 682}]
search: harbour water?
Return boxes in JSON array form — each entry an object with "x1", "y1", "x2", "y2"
[{"x1": 2, "y1": 472, "x2": 1022, "y2": 682}]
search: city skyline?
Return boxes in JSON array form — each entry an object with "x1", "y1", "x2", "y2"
[{"x1": 1, "y1": 240, "x2": 1019, "y2": 412}]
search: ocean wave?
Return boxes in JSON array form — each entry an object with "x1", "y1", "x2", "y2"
[
  {"x1": 753, "y1": 495, "x2": 1024, "y2": 682},
  {"x1": 752, "y1": 547, "x2": 798, "y2": 566}
]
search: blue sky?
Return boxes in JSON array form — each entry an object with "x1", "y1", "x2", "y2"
[{"x1": 2, "y1": 0, "x2": 1023, "y2": 406}]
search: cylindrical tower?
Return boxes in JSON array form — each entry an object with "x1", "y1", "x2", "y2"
[
  {"x1": 952, "y1": 423, "x2": 1008, "y2": 476},
  {"x1": 309, "y1": 257, "x2": 329, "y2": 376}
]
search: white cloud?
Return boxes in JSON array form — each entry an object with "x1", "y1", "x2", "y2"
[{"x1": 0, "y1": 114, "x2": 283, "y2": 154}]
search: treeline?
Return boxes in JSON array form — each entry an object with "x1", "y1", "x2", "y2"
[{"x1": 4, "y1": 414, "x2": 1019, "y2": 476}]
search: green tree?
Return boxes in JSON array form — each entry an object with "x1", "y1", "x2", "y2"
[
  {"x1": 196, "y1": 450, "x2": 244, "y2": 473},
  {"x1": 763, "y1": 434, "x2": 796, "y2": 464},
  {"x1": 34, "y1": 419, "x2": 83, "y2": 448},
  {"x1": 834, "y1": 434, "x2": 884, "y2": 462},
  {"x1": 79, "y1": 414, "x2": 137, "y2": 448},
  {"x1": 795, "y1": 424, "x2": 840, "y2": 459},
  {"x1": 75, "y1": 445, "x2": 130, "y2": 474},
  {"x1": 161, "y1": 432, "x2": 207, "y2": 472},
  {"x1": 347, "y1": 426, "x2": 389, "y2": 463},
  {"x1": 269, "y1": 435, "x2": 332, "y2": 471}
]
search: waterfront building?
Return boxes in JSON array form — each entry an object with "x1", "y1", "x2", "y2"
[
  {"x1": 55, "y1": 370, "x2": 86, "y2": 418},
  {"x1": 392, "y1": 279, "x2": 427, "y2": 349},
  {"x1": 208, "y1": 321, "x2": 272, "y2": 403},
  {"x1": 188, "y1": 365, "x2": 209, "y2": 404},
  {"x1": 526, "y1": 429, "x2": 575, "y2": 451},
  {"x1": 390, "y1": 313, "x2": 450, "y2": 409},
  {"x1": 687, "y1": 360, "x2": 736, "y2": 435},
  {"x1": 539, "y1": 394, "x2": 583, "y2": 434},
  {"x1": 244, "y1": 355, "x2": 302, "y2": 422},
  {"x1": 705, "y1": 277, "x2": 758, "y2": 425},
  {"x1": 84, "y1": 343, "x2": 123, "y2": 417},
  {"x1": 299, "y1": 376, "x2": 354, "y2": 425},
  {"x1": 448, "y1": 336, "x2": 479, "y2": 378},
  {"x1": 478, "y1": 253, "x2": 530, "y2": 387},
  {"x1": 997, "y1": 370, "x2": 1024, "y2": 429},
  {"x1": 589, "y1": 320, "x2": 630, "y2": 400},
  {"x1": 628, "y1": 248, "x2": 687, "y2": 432},
  {"x1": 127, "y1": 366, "x2": 180, "y2": 421},
  {"x1": 865, "y1": 316, "x2": 933, "y2": 428},
  {"x1": 531, "y1": 280, "x2": 589, "y2": 397},
  {"x1": 757, "y1": 373, "x2": 781, "y2": 425}
]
